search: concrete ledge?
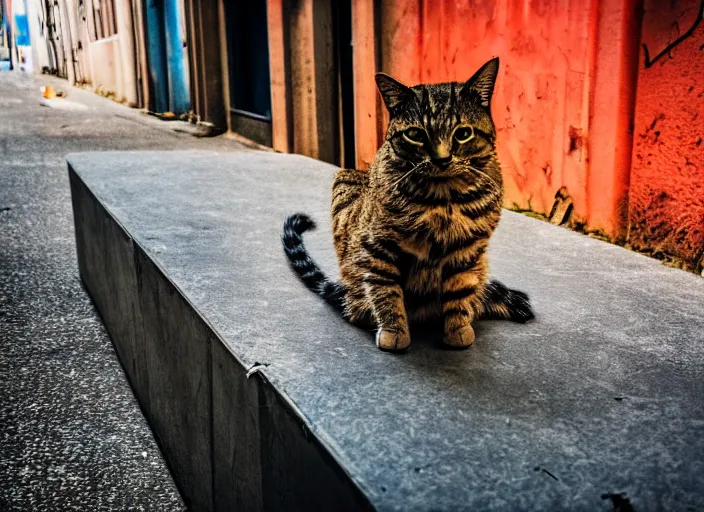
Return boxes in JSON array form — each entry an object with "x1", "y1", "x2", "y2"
[{"x1": 69, "y1": 151, "x2": 704, "y2": 511}]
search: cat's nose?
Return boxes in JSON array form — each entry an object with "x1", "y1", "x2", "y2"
[{"x1": 432, "y1": 156, "x2": 452, "y2": 169}]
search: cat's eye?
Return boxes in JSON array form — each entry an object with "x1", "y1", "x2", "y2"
[
  {"x1": 403, "y1": 127, "x2": 426, "y2": 146},
  {"x1": 454, "y1": 126, "x2": 475, "y2": 144}
]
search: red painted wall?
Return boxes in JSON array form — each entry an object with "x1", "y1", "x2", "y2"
[
  {"x1": 628, "y1": 0, "x2": 704, "y2": 271},
  {"x1": 378, "y1": 0, "x2": 594, "y2": 217},
  {"x1": 357, "y1": 0, "x2": 640, "y2": 238},
  {"x1": 346, "y1": 0, "x2": 703, "y2": 270}
]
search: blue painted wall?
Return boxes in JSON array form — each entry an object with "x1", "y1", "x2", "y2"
[
  {"x1": 145, "y1": 0, "x2": 190, "y2": 114},
  {"x1": 163, "y1": 0, "x2": 189, "y2": 114},
  {"x1": 0, "y1": 0, "x2": 13, "y2": 69}
]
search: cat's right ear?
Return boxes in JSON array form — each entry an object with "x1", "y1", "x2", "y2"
[
  {"x1": 375, "y1": 73, "x2": 415, "y2": 112},
  {"x1": 461, "y1": 57, "x2": 500, "y2": 108}
]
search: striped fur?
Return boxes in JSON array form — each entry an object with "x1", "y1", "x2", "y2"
[
  {"x1": 283, "y1": 57, "x2": 533, "y2": 352},
  {"x1": 282, "y1": 214, "x2": 348, "y2": 313}
]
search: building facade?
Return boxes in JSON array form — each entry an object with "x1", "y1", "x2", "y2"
[{"x1": 16, "y1": 0, "x2": 704, "y2": 272}]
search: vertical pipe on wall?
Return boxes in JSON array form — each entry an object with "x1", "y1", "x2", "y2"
[
  {"x1": 378, "y1": 0, "x2": 421, "y2": 143},
  {"x1": 351, "y1": 0, "x2": 379, "y2": 169},
  {"x1": 288, "y1": 0, "x2": 337, "y2": 163},
  {"x1": 267, "y1": 0, "x2": 292, "y2": 153},
  {"x1": 587, "y1": 0, "x2": 643, "y2": 238},
  {"x1": 289, "y1": 0, "x2": 319, "y2": 158},
  {"x1": 216, "y1": 0, "x2": 229, "y2": 127},
  {"x1": 380, "y1": 1, "x2": 421, "y2": 85}
]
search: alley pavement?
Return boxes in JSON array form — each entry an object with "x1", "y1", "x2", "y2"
[{"x1": 0, "y1": 71, "x2": 249, "y2": 510}]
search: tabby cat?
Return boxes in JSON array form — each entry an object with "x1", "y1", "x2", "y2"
[{"x1": 283, "y1": 57, "x2": 533, "y2": 352}]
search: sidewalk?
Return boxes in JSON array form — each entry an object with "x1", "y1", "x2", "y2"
[{"x1": 0, "y1": 70, "x2": 249, "y2": 510}]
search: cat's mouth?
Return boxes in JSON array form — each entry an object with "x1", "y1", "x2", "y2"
[
  {"x1": 396, "y1": 159, "x2": 481, "y2": 186},
  {"x1": 425, "y1": 163, "x2": 473, "y2": 179}
]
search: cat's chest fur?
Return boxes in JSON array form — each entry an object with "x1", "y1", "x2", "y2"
[
  {"x1": 385, "y1": 172, "x2": 500, "y2": 246},
  {"x1": 393, "y1": 198, "x2": 498, "y2": 259},
  {"x1": 413, "y1": 203, "x2": 484, "y2": 243}
]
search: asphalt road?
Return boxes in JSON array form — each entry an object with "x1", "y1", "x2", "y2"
[{"x1": 0, "y1": 70, "x2": 247, "y2": 510}]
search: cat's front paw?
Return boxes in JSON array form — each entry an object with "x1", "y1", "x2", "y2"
[
  {"x1": 376, "y1": 328, "x2": 411, "y2": 352},
  {"x1": 443, "y1": 324, "x2": 476, "y2": 348}
]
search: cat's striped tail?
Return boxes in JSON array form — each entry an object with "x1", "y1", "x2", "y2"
[{"x1": 282, "y1": 213, "x2": 347, "y2": 313}]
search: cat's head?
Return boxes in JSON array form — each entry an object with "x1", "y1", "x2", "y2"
[{"x1": 375, "y1": 58, "x2": 499, "y2": 175}]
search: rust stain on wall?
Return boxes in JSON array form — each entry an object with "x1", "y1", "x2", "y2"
[{"x1": 568, "y1": 126, "x2": 584, "y2": 155}]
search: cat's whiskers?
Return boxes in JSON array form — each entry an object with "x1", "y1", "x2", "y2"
[
  {"x1": 390, "y1": 160, "x2": 429, "y2": 189},
  {"x1": 466, "y1": 164, "x2": 502, "y2": 194}
]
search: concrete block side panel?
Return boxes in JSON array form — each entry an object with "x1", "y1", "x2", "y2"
[
  {"x1": 259, "y1": 383, "x2": 373, "y2": 511},
  {"x1": 212, "y1": 335, "x2": 373, "y2": 512},
  {"x1": 134, "y1": 247, "x2": 213, "y2": 512},
  {"x1": 68, "y1": 168, "x2": 149, "y2": 406},
  {"x1": 211, "y1": 342, "x2": 263, "y2": 512},
  {"x1": 70, "y1": 164, "x2": 368, "y2": 511}
]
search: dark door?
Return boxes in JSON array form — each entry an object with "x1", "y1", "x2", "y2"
[
  {"x1": 333, "y1": 0, "x2": 355, "y2": 168},
  {"x1": 45, "y1": 0, "x2": 67, "y2": 77},
  {"x1": 225, "y1": 0, "x2": 272, "y2": 146}
]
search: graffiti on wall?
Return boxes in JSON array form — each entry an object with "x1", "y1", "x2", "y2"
[
  {"x1": 628, "y1": 0, "x2": 704, "y2": 273},
  {"x1": 642, "y1": 0, "x2": 704, "y2": 68}
]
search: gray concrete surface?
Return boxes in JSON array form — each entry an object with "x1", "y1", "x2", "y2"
[
  {"x1": 0, "y1": 70, "x2": 249, "y2": 510},
  {"x1": 70, "y1": 153, "x2": 372, "y2": 512},
  {"x1": 69, "y1": 150, "x2": 704, "y2": 511}
]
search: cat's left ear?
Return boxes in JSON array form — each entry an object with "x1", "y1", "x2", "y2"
[
  {"x1": 375, "y1": 73, "x2": 415, "y2": 112},
  {"x1": 461, "y1": 57, "x2": 500, "y2": 108}
]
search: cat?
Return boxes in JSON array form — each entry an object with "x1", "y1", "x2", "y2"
[{"x1": 282, "y1": 57, "x2": 533, "y2": 352}]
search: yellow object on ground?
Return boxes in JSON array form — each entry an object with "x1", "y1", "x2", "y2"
[
  {"x1": 41, "y1": 86, "x2": 66, "y2": 99},
  {"x1": 41, "y1": 86, "x2": 56, "y2": 99}
]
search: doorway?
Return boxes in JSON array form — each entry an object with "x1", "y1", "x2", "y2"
[{"x1": 224, "y1": 0, "x2": 272, "y2": 146}]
